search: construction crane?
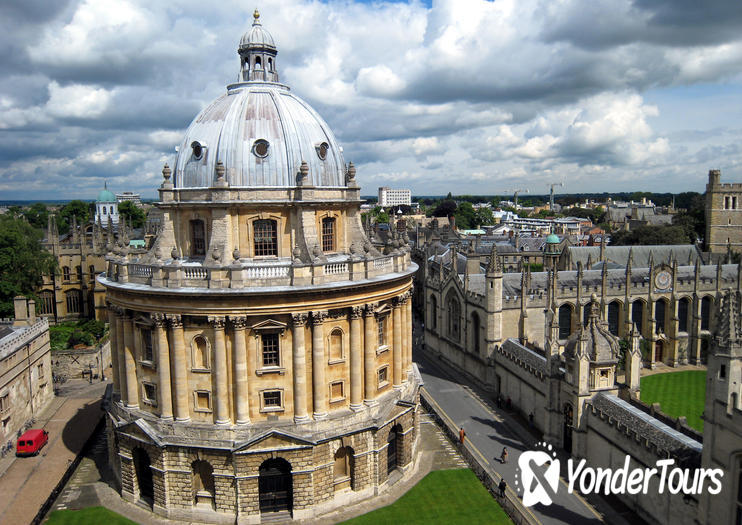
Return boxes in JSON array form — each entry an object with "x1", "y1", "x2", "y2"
[
  {"x1": 548, "y1": 181, "x2": 564, "y2": 211},
  {"x1": 502, "y1": 188, "x2": 529, "y2": 207}
]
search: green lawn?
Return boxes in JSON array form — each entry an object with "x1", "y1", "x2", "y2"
[
  {"x1": 640, "y1": 370, "x2": 707, "y2": 432},
  {"x1": 342, "y1": 469, "x2": 512, "y2": 525},
  {"x1": 45, "y1": 506, "x2": 139, "y2": 525}
]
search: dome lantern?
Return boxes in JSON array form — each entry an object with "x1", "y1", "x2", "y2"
[{"x1": 238, "y1": 9, "x2": 278, "y2": 83}]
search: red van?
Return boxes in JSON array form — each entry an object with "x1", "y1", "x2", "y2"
[{"x1": 16, "y1": 429, "x2": 49, "y2": 457}]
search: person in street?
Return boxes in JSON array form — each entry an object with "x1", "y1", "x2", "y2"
[
  {"x1": 500, "y1": 446, "x2": 508, "y2": 464},
  {"x1": 459, "y1": 427, "x2": 466, "y2": 444},
  {"x1": 498, "y1": 478, "x2": 507, "y2": 497}
]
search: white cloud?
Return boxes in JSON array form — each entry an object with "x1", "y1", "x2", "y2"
[
  {"x1": 3, "y1": 0, "x2": 742, "y2": 198},
  {"x1": 46, "y1": 82, "x2": 112, "y2": 119}
]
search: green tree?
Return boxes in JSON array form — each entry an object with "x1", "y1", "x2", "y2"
[
  {"x1": 376, "y1": 211, "x2": 390, "y2": 224},
  {"x1": 0, "y1": 215, "x2": 57, "y2": 317},
  {"x1": 454, "y1": 201, "x2": 477, "y2": 229},
  {"x1": 58, "y1": 200, "x2": 91, "y2": 234},
  {"x1": 474, "y1": 207, "x2": 495, "y2": 226},
  {"x1": 23, "y1": 203, "x2": 49, "y2": 229},
  {"x1": 610, "y1": 225, "x2": 691, "y2": 246},
  {"x1": 432, "y1": 199, "x2": 457, "y2": 218},
  {"x1": 118, "y1": 201, "x2": 146, "y2": 229}
]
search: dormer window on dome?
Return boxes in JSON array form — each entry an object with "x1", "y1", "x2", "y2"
[
  {"x1": 191, "y1": 141, "x2": 206, "y2": 160},
  {"x1": 316, "y1": 142, "x2": 329, "y2": 161}
]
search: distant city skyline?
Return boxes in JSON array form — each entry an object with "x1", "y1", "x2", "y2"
[{"x1": 1, "y1": 0, "x2": 741, "y2": 200}]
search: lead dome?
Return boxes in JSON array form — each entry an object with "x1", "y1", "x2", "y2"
[{"x1": 174, "y1": 10, "x2": 344, "y2": 189}]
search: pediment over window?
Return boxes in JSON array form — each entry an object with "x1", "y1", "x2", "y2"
[
  {"x1": 250, "y1": 319, "x2": 288, "y2": 333},
  {"x1": 375, "y1": 304, "x2": 392, "y2": 316}
]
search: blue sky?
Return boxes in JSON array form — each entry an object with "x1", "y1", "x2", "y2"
[{"x1": 0, "y1": 0, "x2": 741, "y2": 200}]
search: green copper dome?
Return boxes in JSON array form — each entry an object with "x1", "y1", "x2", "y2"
[
  {"x1": 97, "y1": 185, "x2": 116, "y2": 202},
  {"x1": 546, "y1": 233, "x2": 560, "y2": 244}
]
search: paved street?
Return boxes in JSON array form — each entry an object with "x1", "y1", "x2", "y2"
[
  {"x1": 415, "y1": 348, "x2": 605, "y2": 525},
  {"x1": 0, "y1": 378, "x2": 107, "y2": 525}
]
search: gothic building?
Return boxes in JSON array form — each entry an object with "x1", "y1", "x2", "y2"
[
  {"x1": 705, "y1": 169, "x2": 742, "y2": 255},
  {"x1": 416, "y1": 237, "x2": 742, "y2": 524},
  {"x1": 101, "y1": 12, "x2": 419, "y2": 523}
]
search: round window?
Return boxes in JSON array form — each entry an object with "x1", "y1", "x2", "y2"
[
  {"x1": 317, "y1": 142, "x2": 329, "y2": 160},
  {"x1": 253, "y1": 139, "x2": 270, "y2": 158}
]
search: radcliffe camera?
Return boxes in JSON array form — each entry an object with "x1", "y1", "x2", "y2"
[{"x1": 0, "y1": 3, "x2": 740, "y2": 525}]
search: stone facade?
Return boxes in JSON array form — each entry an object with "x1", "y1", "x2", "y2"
[
  {"x1": 0, "y1": 297, "x2": 54, "y2": 444},
  {"x1": 705, "y1": 169, "x2": 742, "y2": 255},
  {"x1": 102, "y1": 12, "x2": 419, "y2": 523},
  {"x1": 416, "y1": 234, "x2": 742, "y2": 524}
]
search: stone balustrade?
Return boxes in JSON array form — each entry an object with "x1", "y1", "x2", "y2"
[{"x1": 104, "y1": 251, "x2": 411, "y2": 290}]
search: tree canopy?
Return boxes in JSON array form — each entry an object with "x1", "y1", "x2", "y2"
[
  {"x1": 610, "y1": 225, "x2": 693, "y2": 246},
  {"x1": 118, "y1": 201, "x2": 146, "y2": 229},
  {"x1": 57, "y1": 200, "x2": 92, "y2": 234},
  {"x1": 0, "y1": 215, "x2": 57, "y2": 317}
]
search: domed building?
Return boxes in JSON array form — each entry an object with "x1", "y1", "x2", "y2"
[
  {"x1": 102, "y1": 11, "x2": 419, "y2": 523},
  {"x1": 95, "y1": 183, "x2": 119, "y2": 227}
]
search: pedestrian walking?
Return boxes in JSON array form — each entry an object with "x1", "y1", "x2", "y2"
[
  {"x1": 459, "y1": 427, "x2": 466, "y2": 444},
  {"x1": 498, "y1": 478, "x2": 507, "y2": 497},
  {"x1": 500, "y1": 446, "x2": 508, "y2": 464}
]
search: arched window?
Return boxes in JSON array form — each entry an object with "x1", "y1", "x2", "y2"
[
  {"x1": 701, "y1": 296, "x2": 712, "y2": 331},
  {"x1": 38, "y1": 290, "x2": 54, "y2": 315},
  {"x1": 678, "y1": 297, "x2": 690, "y2": 332},
  {"x1": 268, "y1": 57, "x2": 273, "y2": 71},
  {"x1": 583, "y1": 304, "x2": 590, "y2": 327},
  {"x1": 558, "y1": 304, "x2": 572, "y2": 339},
  {"x1": 190, "y1": 219, "x2": 206, "y2": 256},
  {"x1": 62, "y1": 266, "x2": 70, "y2": 282},
  {"x1": 447, "y1": 293, "x2": 460, "y2": 341},
  {"x1": 102, "y1": 206, "x2": 107, "y2": 215},
  {"x1": 608, "y1": 301, "x2": 620, "y2": 336},
  {"x1": 110, "y1": 205, "x2": 114, "y2": 214},
  {"x1": 655, "y1": 299, "x2": 667, "y2": 334},
  {"x1": 333, "y1": 446, "x2": 354, "y2": 491},
  {"x1": 470, "y1": 312, "x2": 480, "y2": 354},
  {"x1": 322, "y1": 217, "x2": 336, "y2": 252},
  {"x1": 329, "y1": 328, "x2": 343, "y2": 361},
  {"x1": 255, "y1": 56, "x2": 262, "y2": 69},
  {"x1": 192, "y1": 335, "x2": 209, "y2": 369},
  {"x1": 632, "y1": 301, "x2": 643, "y2": 331},
  {"x1": 192, "y1": 460, "x2": 215, "y2": 508},
  {"x1": 429, "y1": 295, "x2": 437, "y2": 330},
  {"x1": 66, "y1": 290, "x2": 81, "y2": 314},
  {"x1": 254, "y1": 219, "x2": 277, "y2": 256}
]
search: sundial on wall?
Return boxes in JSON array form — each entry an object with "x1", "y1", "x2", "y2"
[{"x1": 654, "y1": 270, "x2": 672, "y2": 290}]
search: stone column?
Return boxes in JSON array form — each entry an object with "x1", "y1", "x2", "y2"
[
  {"x1": 402, "y1": 294, "x2": 410, "y2": 378},
  {"x1": 123, "y1": 314, "x2": 139, "y2": 408},
  {"x1": 291, "y1": 313, "x2": 310, "y2": 423},
  {"x1": 153, "y1": 314, "x2": 173, "y2": 420},
  {"x1": 115, "y1": 309, "x2": 128, "y2": 405},
  {"x1": 364, "y1": 304, "x2": 378, "y2": 407},
  {"x1": 349, "y1": 306, "x2": 364, "y2": 410},
  {"x1": 407, "y1": 293, "x2": 413, "y2": 372},
  {"x1": 168, "y1": 315, "x2": 190, "y2": 421},
  {"x1": 231, "y1": 316, "x2": 250, "y2": 425},
  {"x1": 210, "y1": 316, "x2": 229, "y2": 425},
  {"x1": 311, "y1": 311, "x2": 328, "y2": 420},
  {"x1": 392, "y1": 298, "x2": 403, "y2": 388},
  {"x1": 107, "y1": 305, "x2": 120, "y2": 395}
]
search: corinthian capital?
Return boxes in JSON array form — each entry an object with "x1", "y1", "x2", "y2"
[{"x1": 291, "y1": 312, "x2": 309, "y2": 327}]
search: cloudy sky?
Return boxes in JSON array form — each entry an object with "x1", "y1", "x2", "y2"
[{"x1": 1, "y1": 0, "x2": 742, "y2": 200}]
